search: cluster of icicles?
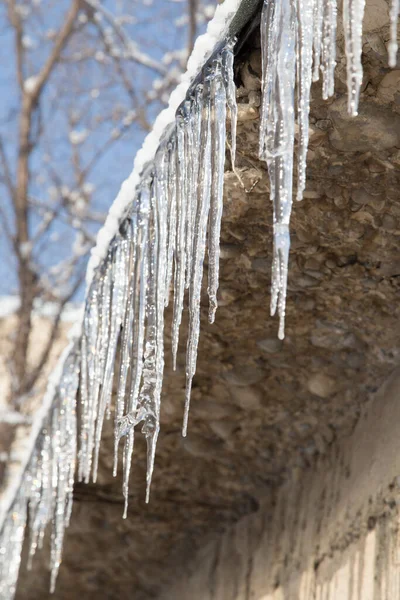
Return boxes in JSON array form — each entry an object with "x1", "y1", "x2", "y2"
[{"x1": 1, "y1": 0, "x2": 399, "y2": 596}]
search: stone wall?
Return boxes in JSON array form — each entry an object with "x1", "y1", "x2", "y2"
[{"x1": 158, "y1": 370, "x2": 400, "y2": 600}]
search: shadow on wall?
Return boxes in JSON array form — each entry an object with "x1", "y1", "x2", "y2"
[{"x1": 158, "y1": 368, "x2": 400, "y2": 600}]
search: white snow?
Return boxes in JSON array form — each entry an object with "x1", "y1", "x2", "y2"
[
  {"x1": 69, "y1": 129, "x2": 89, "y2": 145},
  {"x1": 24, "y1": 76, "x2": 39, "y2": 94}
]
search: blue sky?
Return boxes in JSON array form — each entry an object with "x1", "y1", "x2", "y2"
[{"x1": 0, "y1": 0, "x2": 211, "y2": 298}]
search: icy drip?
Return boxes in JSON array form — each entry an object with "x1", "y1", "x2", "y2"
[
  {"x1": 320, "y1": 0, "x2": 337, "y2": 100},
  {"x1": 171, "y1": 115, "x2": 188, "y2": 370},
  {"x1": 343, "y1": 0, "x2": 366, "y2": 116},
  {"x1": 389, "y1": 0, "x2": 400, "y2": 67},
  {"x1": 260, "y1": 0, "x2": 297, "y2": 340},
  {"x1": 111, "y1": 223, "x2": 133, "y2": 475},
  {"x1": 186, "y1": 86, "x2": 203, "y2": 290},
  {"x1": 93, "y1": 252, "x2": 113, "y2": 482},
  {"x1": 221, "y1": 40, "x2": 237, "y2": 169},
  {"x1": 0, "y1": 349, "x2": 79, "y2": 599},
  {"x1": 137, "y1": 179, "x2": 161, "y2": 504},
  {"x1": 150, "y1": 145, "x2": 168, "y2": 501},
  {"x1": 295, "y1": 0, "x2": 314, "y2": 201},
  {"x1": 79, "y1": 275, "x2": 100, "y2": 483},
  {"x1": 120, "y1": 184, "x2": 150, "y2": 518},
  {"x1": 184, "y1": 68, "x2": 213, "y2": 436},
  {"x1": 165, "y1": 135, "x2": 177, "y2": 307},
  {"x1": 208, "y1": 62, "x2": 227, "y2": 323},
  {"x1": 113, "y1": 211, "x2": 138, "y2": 475}
]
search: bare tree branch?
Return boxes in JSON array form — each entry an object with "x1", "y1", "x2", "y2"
[
  {"x1": 188, "y1": 0, "x2": 198, "y2": 57},
  {"x1": 6, "y1": 0, "x2": 24, "y2": 90},
  {"x1": 0, "y1": 137, "x2": 15, "y2": 200},
  {"x1": 83, "y1": 0, "x2": 167, "y2": 75},
  {"x1": 28, "y1": 0, "x2": 81, "y2": 102}
]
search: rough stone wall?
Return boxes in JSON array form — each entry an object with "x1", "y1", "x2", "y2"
[{"x1": 158, "y1": 370, "x2": 400, "y2": 600}]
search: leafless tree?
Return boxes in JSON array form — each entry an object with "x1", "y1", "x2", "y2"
[{"x1": 0, "y1": 0, "x2": 213, "y2": 408}]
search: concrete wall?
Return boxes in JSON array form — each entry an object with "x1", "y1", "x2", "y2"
[{"x1": 159, "y1": 371, "x2": 400, "y2": 600}]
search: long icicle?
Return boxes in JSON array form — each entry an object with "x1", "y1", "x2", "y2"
[
  {"x1": 259, "y1": 0, "x2": 297, "y2": 340},
  {"x1": 222, "y1": 39, "x2": 238, "y2": 170},
  {"x1": 295, "y1": 0, "x2": 314, "y2": 201},
  {"x1": 208, "y1": 61, "x2": 227, "y2": 324},
  {"x1": 138, "y1": 177, "x2": 160, "y2": 503},
  {"x1": 165, "y1": 134, "x2": 177, "y2": 307},
  {"x1": 185, "y1": 87, "x2": 202, "y2": 290},
  {"x1": 184, "y1": 69, "x2": 213, "y2": 436},
  {"x1": 111, "y1": 222, "x2": 133, "y2": 475},
  {"x1": 321, "y1": 0, "x2": 337, "y2": 100},
  {"x1": 92, "y1": 254, "x2": 113, "y2": 482},
  {"x1": 171, "y1": 116, "x2": 187, "y2": 370},
  {"x1": 121, "y1": 182, "x2": 150, "y2": 518},
  {"x1": 113, "y1": 209, "x2": 138, "y2": 475}
]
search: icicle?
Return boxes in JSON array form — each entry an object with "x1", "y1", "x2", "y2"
[
  {"x1": 208, "y1": 59, "x2": 227, "y2": 323},
  {"x1": 148, "y1": 144, "x2": 168, "y2": 501},
  {"x1": 49, "y1": 351, "x2": 79, "y2": 592},
  {"x1": 171, "y1": 115, "x2": 187, "y2": 370},
  {"x1": 259, "y1": 0, "x2": 297, "y2": 340},
  {"x1": 113, "y1": 210, "x2": 138, "y2": 476},
  {"x1": 321, "y1": 0, "x2": 337, "y2": 99},
  {"x1": 108, "y1": 226, "x2": 131, "y2": 476},
  {"x1": 137, "y1": 179, "x2": 160, "y2": 503},
  {"x1": 165, "y1": 135, "x2": 177, "y2": 307},
  {"x1": 312, "y1": 0, "x2": 323, "y2": 82},
  {"x1": 185, "y1": 86, "x2": 203, "y2": 290},
  {"x1": 78, "y1": 332, "x2": 88, "y2": 482},
  {"x1": 389, "y1": 0, "x2": 399, "y2": 67},
  {"x1": 222, "y1": 38, "x2": 237, "y2": 170},
  {"x1": 184, "y1": 69, "x2": 213, "y2": 436},
  {"x1": 101, "y1": 229, "x2": 130, "y2": 422},
  {"x1": 121, "y1": 181, "x2": 150, "y2": 518},
  {"x1": 79, "y1": 275, "x2": 100, "y2": 482},
  {"x1": 296, "y1": 0, "x2": 315, "y2": 201},
  {"x1": 343, "y1": 0, "x2": 366, "y2": 116},
  {"x1": 184, "y1": 100, "x2": 195, "y2": 291},
  {"x1": 92, "y1": 255, "x2": 113, "y2": 482},
  {"x1": 27, "y1": 427, "x2": 52, "y2": 565}
]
